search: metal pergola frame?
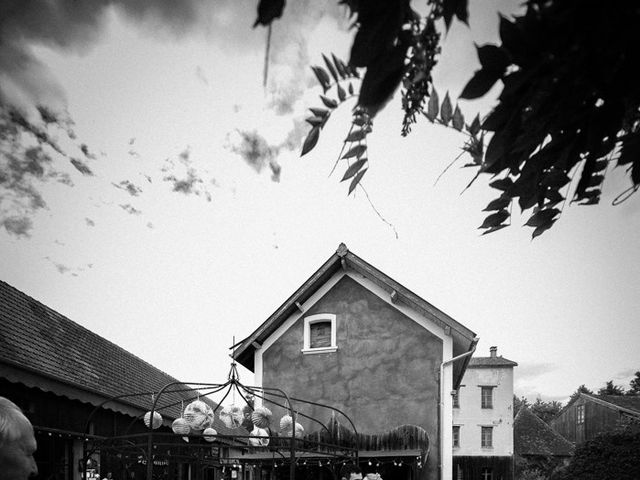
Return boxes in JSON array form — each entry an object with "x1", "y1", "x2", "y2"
[{"x1": 82, "y1": 362, "x2": 359, "y2": 480}]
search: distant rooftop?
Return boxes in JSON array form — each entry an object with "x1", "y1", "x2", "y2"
[
  {"x1": 469, "y1": 346, "x2": 518, "y2": 367},
  {"x1": 514, "y1": 406, "x2": 575, "y2": 457}
]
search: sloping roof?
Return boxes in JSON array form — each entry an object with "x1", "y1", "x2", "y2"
[
  {"x1": 232, "y1": 243, "x2": 478, "y2": 388},
  {"x1": 0, "y1": 280, "x2": 239, "y2": 434},
  {"x1": 469, "y1": 356, "x2": 518, "y2": 367},
  {"x1": 514, "y1": 406, "x2": 575, "y2": 457},
  {"x1": 582, "y1": 394, "x2": 640, "y2": 416}
]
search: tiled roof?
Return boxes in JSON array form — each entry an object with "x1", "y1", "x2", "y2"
[
  {"x1": 514, "y1": 407, "x2": 574, "y2": 457},
  {"x1": 469, "y1": 356, "x2": 518, "y2": 367},
  {"x1": 586, "y1": 394, "x2": 640, "y2": 415},
  {"x1": 0, "y1": 280, "x2": 241, "y2": 434}
]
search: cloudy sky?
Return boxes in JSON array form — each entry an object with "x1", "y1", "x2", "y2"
[{"x1": 1, "y1": 0, "x2": 639, "y2": 404}]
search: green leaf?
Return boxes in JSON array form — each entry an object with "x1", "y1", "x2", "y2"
[
  {"x1": 478, "y1": 209, "x2": 510, "y2": 229},
  {"x1": 524, "y1": 208, "x2": 560, "y2": 228},
  {"x1": 348, "y1": 169, "x2": 367, "y2": 195},
  {"x1": 337, "y1": 84, "x2": 347, "y2": 102},
  {"x1": 540, "y1": 170, "x2": 571, "y2": 189},
  {"x1": 341, "y1": 159, "x2": 367, "y2": 181},
  {"x1": 301, "y1": 126, "x2": 320, "y2": 157},
  {"x1": 348, "y1": 82, "x2": 354, "y2": 95},
  {"x1": 481, "y1": 224, "x2": 509, "y2": 235},
  {"x1": 483, "y1": 196, "x2": 510, "y2": 211},
  {"x1": 531, "y1": 219, "x2": 557, "y2": 239},
  {"x1": 323, "y1": 54, "x2": 340, "y2": 83},
  {"x1": 460, "y1": 69, "x2": 501, "y2": 99},
  {"x1": 331, "y1": 53, "x2": 347, "y2": 79},
  {"x1": 320, "y1": 96, "x2": 338, "y2": 109},
  {"x1": 489, "y1": 177, "x2": 514, "y2": 191},
  {"x1": 345, "y1": 129, "x2": 367, "y2": 142},
  {"x1": 467, "y1": 114, "x2": 481, "y2": 136},
  {"x1": 311, "y1": 66, "x2": 331, "y2": 92},
  {"x1": 309, "y1": 107, "x2": 329, "y2": 118},
  {"x1": 440, "y1": 92, "x2": 453, "y2": 125},
  {"x1": 305, "y1": 116, "x2": 325, "y2": 127},
  {"x1": 452, "y1": 105, "x2": 465, "y2": 131},
  {"x1": 425, "y1": 88, "x2": 439, "y2": 122},
  {"x1": 342, "y1": 144, "x2": 367, "y2": 160}
]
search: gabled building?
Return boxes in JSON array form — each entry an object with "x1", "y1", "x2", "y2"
[
  {"x1": 233, "y1": 243, "x2": 479, "y2": 480},
  {"x1": 513, "y1": 406, "x2": 574, "y2": 477},
  {"x1": 452, "y1": 346, "x2": 517, "y2": 480},
  {"x1": 0, "y1": 280, "x2": 235, "y2": 480},
  {"x1": 550, "y1": 393, "x2": 640, "y2": 445}
]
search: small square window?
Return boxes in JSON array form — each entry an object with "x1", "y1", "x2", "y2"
[
  {"x1": 302, "y1": 314, "x2": 337, "y2": 354},
  {"x1": 481, "y1": 467, "x2": 493, "y2": 480},
  {"x1": 481, "y1": 426, "x2": 493, "y2": 448},
  {"x1": 453, "y1": 426, "x2": 460, "y2": 448},
  {"x1": 481, "y1": 387, "x2": 494, "y2": 409}
]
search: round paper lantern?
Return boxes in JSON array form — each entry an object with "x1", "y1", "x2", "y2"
[
  {"x1": 183, "y1": 400, "x2": 214, "y2": 431},
  {"x1": 219, "y1": 405, "x2": 244, "y2": 429},
  {"x1": 250, "y1": 406, "x2": 272, "y2": 429},
  {"x1": 249, "y1": 426, "x2": 270, "y2": 446},
  {"x1": 279, "y1": 414, "x2": 293, "y2": 431},
  {"x1": 203, "y1": 427, "x2": 217, "y2": 442},
  {"x1": 172, "y1": 417, "x2": 191, "y2": 435},
  {"x1": 281, "y1": 420, "x2": 304, "y2": 438},
  {"x1": 143, "y1": 411, "x2": 162, "y2": 429}
]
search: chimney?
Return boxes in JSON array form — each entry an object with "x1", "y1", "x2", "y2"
[{"x1": 490, "y1": 346, "x2": 497, "y2": 358}]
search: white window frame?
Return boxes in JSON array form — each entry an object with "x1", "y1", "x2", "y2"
[
  {"x1": 481, "y1": 426, "x2": 493, "y2": 449},
  {"x1": 302, "y1": 314, "x2": 337, "y2": 354}
]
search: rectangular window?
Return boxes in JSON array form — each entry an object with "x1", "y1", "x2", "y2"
[
  {"x1": 481, "y1": 387, "x2": 493, "y2": 409},
  {"x1": 309, "y1": 321, "x2": 332, "y2": 348},
  {"x1": 453, "y1": 389, "x2": 460, "y2": 408},
  {"x1": 481, "y1": 426, "x2": 493, "y2": 448},
  {"x1": 577, "y1": 404, "x2": 585, "y2": 424},
  {"x1": 453, "y1": 426, "x2": 460, "y2": 448},
  {"x1": 481, "y1": 467, "x2": 493, "y2": 480},
  {"x1": 456, "y1": 465, "x2": 464, "y2": 480},
  {"x1": 303, "y1": 314, "x2": 337, "y2": 354}
]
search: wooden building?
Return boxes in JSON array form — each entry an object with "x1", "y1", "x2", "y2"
[
  {"x1": 0, "y1": 280, "x2": 236, "y2": 480},
  {"x1": 550, "y1": 393, "x2": 640, "y2": 445},
  {"x1": 232, "y1": 243, "x2": 479, "y2": 480}
]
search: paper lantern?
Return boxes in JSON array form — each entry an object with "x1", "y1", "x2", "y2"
[
  {"x1": 203, "y1": 427, "x2": 217, "y2": 442},
  {"x1": 279, "y1": 414, "x2": 292, "y2": 431},
  {"x1": 248, "y1": 427, "x2": 270, "y2": 446},
  {"x1": 172, "y1": 418, "x2": 191, "y2": 435},
  {"x1": 280, "y1": 416, "x2": 304, "y2": 438},
  {"x1": 183, "y1": 400, "x2": 214, "y2": 431},
  {"x1": 250, "y1": 406, "x2": 272, "y2": 428},
  {"x1": 143, "y1": 411, "x2": 162, "y2": 429},
  {"x1": 219, "y1": 405, "x2": 243, "y2": 429}
]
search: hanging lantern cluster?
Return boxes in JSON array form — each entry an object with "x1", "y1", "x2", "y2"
[{"x1": 250, "y1": 406, "x2": 272, "y2": 428}]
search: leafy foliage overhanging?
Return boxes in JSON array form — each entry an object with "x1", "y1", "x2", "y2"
[{"x1": 254, "y1": 0, "x2": 640, "y2": 238}]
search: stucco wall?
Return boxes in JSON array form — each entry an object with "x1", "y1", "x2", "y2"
[
  {"x1": 261, "y1": 275, "x2": 443, "y2": 479},
  {"x1": 452, "y1": 366, "x2": 514, "y2": 457}
]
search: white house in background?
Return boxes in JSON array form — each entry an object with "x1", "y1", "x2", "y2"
[{"x1": 452, "y1": 346, "x2": 517, "y2": 480}]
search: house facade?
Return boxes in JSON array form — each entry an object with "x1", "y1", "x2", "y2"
[
  {"x1": 550, "y1": 393, "x2": 640, "y2": 444},
  {"x1": 452, "y1": 346, "x2": 517, "y2": 480},
  {"x1": 233, "y1": 244, "x2": 479, "y2": 480}
]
